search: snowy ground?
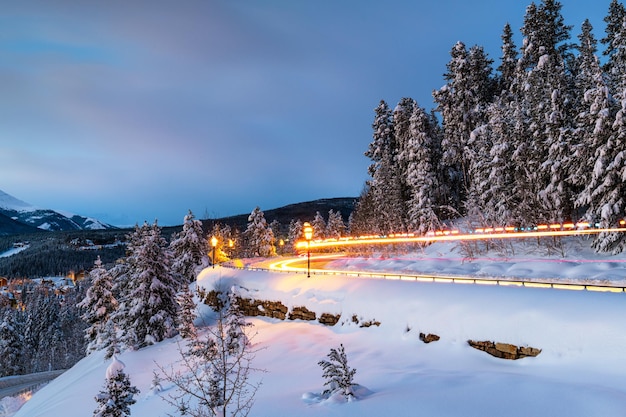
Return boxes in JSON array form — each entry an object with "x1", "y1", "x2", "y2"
[
  {"x1": 0, "y1": 246, "x2": 29, "y2": 259},
  {"x1": 9, "y1": 237, "x2": 626, "y2": 417}
]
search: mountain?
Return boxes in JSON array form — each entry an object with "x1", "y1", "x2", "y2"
[
  {"x1": 0, "y1": 211, "x2": 41, "y2": 236},
  {"x1": 203, "y1": 197, "x2": 357, "y2": 232},
  {"x1": 0, "y1": 189, "x2": 115, "y2": 233}
]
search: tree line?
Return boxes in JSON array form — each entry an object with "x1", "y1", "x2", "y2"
[{"x1": 349, "y1": 0, "x2": 626, "y2": 254}]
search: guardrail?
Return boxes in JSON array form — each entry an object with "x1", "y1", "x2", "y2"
[
  {"x1": 0, "y1": 370, "x2": 65, "y2": 400},
  {"x1": 221, "y1": 264, "x2": 626, "y2": 293}
]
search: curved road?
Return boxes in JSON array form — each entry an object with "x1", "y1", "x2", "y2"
[{"x1": 0, "y1": 370, "x2": 65, "y2": 400}]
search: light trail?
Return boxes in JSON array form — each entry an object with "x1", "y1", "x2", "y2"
[
  {"x1": 296, "y1": 226, "x2": 626, "y2": 250},
  {"x1": 265, "y1": 255, "x2": 626, "y2": 293}
]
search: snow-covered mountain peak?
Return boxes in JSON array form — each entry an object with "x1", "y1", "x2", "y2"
[{"x1": 0, "y1": 189, "x2": 39, "y2": 212}]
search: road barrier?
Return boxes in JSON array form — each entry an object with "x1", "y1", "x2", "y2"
[{"x1": 221, "y1": 264, "x2": 626, "y2": 293}]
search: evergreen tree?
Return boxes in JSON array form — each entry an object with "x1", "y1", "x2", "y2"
[
  {"x1": 325, "y1": 209, "x2": 346, "y2": 239},
  {"x1": 0, "y1": 309, "x2": 23, "y2": 376},
  {"x1": 287, "y1": 219, "x2": 304, "y2": 253},
  {"x1": 170, "y1": 210, "x2": 208, "y2": 284},
  {"x1": 497, "y1": 23, "x2": 518, "y2": 94},
  {"x1": 403, "y1": 104, "x2": 441, "y2": 233},
  {"x1": 433, "y1": 42, "x2": 494, "y2": 205},
  {"x1": 601, "y1": 0, "x2": 626, "y2": 79},
  {"x1": 244, "y1": 207, "x2": 276, "y2": 257},
  {"x1": 93, "y1": 356, "x2": 139, "y2": 417},
  {"x1": 78, "y1": 256, "x2": 118, "y2": 355},
  {"x1": 177, "y1": 285, "x2": 197, "y2": 340},
  {"x1": 365, "y1": 100, "x2": 406, "y2": 234},
  {"x1": 318, "y1": 344, "x2": 357, "y2": 400},
  {"x1": 311, "y1": 211, "x2": 327, "y2": 240},
  {"x1": 116, "y1": 221, "x2": 179, "y2": 349},
  {"x1": 348, "y1": 185, "x2": 378, "y2": 236}
]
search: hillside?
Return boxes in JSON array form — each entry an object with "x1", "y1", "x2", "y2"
[
  {"x1": 11, "y1": 243, "x2": 626, "y2": 417},
  {"x1": 203, "y1": 197, "x2": 357, "y2": 232}
]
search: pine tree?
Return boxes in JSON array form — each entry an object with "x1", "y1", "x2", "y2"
[
  {"x1": 170, "y1": 210, "x2": 208, "y2": 284},
  {"x1": 433, "y1": 42, "x2": 494, "y2": 206},
  {"x1": 93, "y1": 356, "x2": 139, "y2": 417},
  {"x1": 116, "y1": 221, "x2": 179, "y2": 349},
  {"x1": 602, "y1": 0, "x2": 626, "y2": 85},
  {"x1": 497, "y1": 23, "x2": 518, "y2": 94},
  {"x1": 325, "y1": 209, "x2": 346, "y2": 239},
  {"x1": 287, "y1": 219, "x2": 304, "y2": 253},
  {"x1": 311, "y1": 211, "x2": 327, "y2": 240},
  {"x1": 318, "y1": 344, "x2": 357, "y2": 400},
  {"x1": 78, "y1": 256, "x2": 118, "y2": 355},
  {"x1": 244, "y1": 207, "x2": 276, "y2": 257},
  {"x1": 0, "y1": 309, "x2": 23, "y2": 376},
  {"x1": 177, "y1": 285, "x2": 197, "y2": 340},
  {"x1": 365, "y1": 100, "x2": 406, "y2": 234},
  {"x1": 403, "y1": 104, "x2": 441, "y2": 233}
]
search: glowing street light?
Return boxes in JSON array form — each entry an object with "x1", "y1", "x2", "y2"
[
  {"x1": 211, "y1": 236, "x2": 218, "y2": 268},
  {"x1": 303, "y1": 222, "x2": 313, "y2": 278}
]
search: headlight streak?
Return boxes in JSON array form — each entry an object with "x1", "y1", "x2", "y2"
[{"x1": 295, "y1": 226, "x2": 626, "y2": 250}]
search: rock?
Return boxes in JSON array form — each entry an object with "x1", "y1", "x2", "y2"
[
  {"x1": 318, "y1": 313, "x2": 341, "y2": 326},
  {"x1": 288, "y1": 306, "x2": 316, "y2": 321},
  {"x1": 468, "y1": 340, "x2": 541, "y2": 360},
  {"x1": 419, "y1": 333, "x2": 440, "y2": 343}
]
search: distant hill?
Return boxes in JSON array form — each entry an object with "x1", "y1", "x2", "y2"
[
  {"x1": 0, "y1": 211, "x2": 41, "y2": 236},
  {"x1": 0, "y1": 189, "x2": 115, "y2": 234},
  {"x1": 203, "y1": 197, "x2": 357, "y2": 232}
]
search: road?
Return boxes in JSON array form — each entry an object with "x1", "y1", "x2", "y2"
[{"x1": 0, "y1": 370, "x2": 65, "y2": 400}]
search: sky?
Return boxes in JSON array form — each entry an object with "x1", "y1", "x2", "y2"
[{"x1": 0, "y1": 1, "x2": 613, "y2": 226}]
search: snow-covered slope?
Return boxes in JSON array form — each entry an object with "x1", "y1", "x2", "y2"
[
  {"x1": 12, "y1": 249, "x2": 626, "y2": 417},
  {"x1": 0, "y1": 189, "x2": 114, "y2": 232}
]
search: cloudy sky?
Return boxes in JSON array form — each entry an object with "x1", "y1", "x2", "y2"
[{"x1": 0, "y1": 1, "x2": 610, "y2": 226}]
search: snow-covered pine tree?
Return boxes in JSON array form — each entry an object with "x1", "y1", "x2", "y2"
[
  {"x1": 116, "y1": 221, "x2": 179, "y2": 349},
  {"x1": 287, "y1": 218, "x2": 304, "y2": 253},
  {"x1": 245, "y1": 207, "x2": 276, "y2": 257},
  {"x1": 497, "y1": 23, "x2": 518, "y2": 94},
  {"x1": 0, "y1": 309, "x2": 23, "y2": 376},
  {"x1": 78, "y1": 256, "x2": 118, "y2": 355},
  {"x1": 573, "y1": 23, "x2": 614, "y2": 198},
  {"x1": 311, "y1": 211, "x2": 327, "y2": 240},
  {"x1": 318, "y1": 344, "x2": 357, "y2": 400},
  {"x1": 433, "y1": 42, "x2": 494, "y2": 209},
  {"x1": 93, "y1": 356, "x2": 139, "y2": 417},
  {"x1": 348, "y1": 185, "x2": 378, "y2": 236},
  {"x1": 170, "y1": 210, "x2": 208, "y2": 285},
  {"x1": 365, "y1": 100, "x2": 405, "y2": 234},
  {"x1": 177, "y1": 285, "x2": 197, "y2": 339},
  {"x1": 602, "y1": 0, "x2": 626, "y2": 91},
  {"x1": 326, "y1": 209, "x2": 346, "y2": 239},
  {"x1": 403, "y1": 104, "x2": 441, "y2": 234}
]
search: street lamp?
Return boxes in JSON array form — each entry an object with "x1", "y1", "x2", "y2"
[
  {"x1": 211, "y1": 236, "x2": 218, "y2": 268},
  {"x1": 303, "y1": 222, "x2": 313, "y2": 278},
  {"x1": 279, "y1": 239, "x2": 284, "y2": 255}
]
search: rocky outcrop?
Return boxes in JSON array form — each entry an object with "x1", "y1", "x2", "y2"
[
  {"x1": 318, "y1": 313, "x2": 341, "y2": 326},
  {"x1": 467, "y1": 340, "x2": 541, "y2": 360},
  {"x1": 419, "y1": 333, "x2": 440, "y2": 343},
  {"x1": 351, "y1": 314, "x2": 381, "y2": 328},
  {"x1": 202, "y1": 290, "x2": 342, "y2": 326},
  {"x1": 288, "y1": 306, "x2": 316, "y2": 321}
]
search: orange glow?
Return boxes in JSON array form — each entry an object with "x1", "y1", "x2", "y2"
[
  {"x1": 537, "y1": 225, "x2": 548, "y2": 230},
  {"x1": 300, "y1": 227, "x2": 626, "y2": 250}
]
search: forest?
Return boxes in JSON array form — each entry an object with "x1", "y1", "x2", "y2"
[{"x1": 349, "y1": 0, "x2": 626, "y2": 254}]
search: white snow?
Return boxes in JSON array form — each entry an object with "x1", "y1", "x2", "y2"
[
  {"x1": 0, "y1": 190, "x2": 38, "y2": 212},
  {"x1": 10, "y1": 238, "x2": 626, "y2": 417},
  {"x1": 0, "y1": 245, "x2": 29, "y2": 258}
]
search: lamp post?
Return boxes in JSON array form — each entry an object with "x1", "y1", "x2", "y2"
[
  {"x1": 303, "y1": 222, "x2": 313, "y2": 278},
  {"x1": 279, "y1": 239, "x2": 284, "y2": 255},
  {"x1": 211, "y1": 236, "x2": 218, "y2": 268}
]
